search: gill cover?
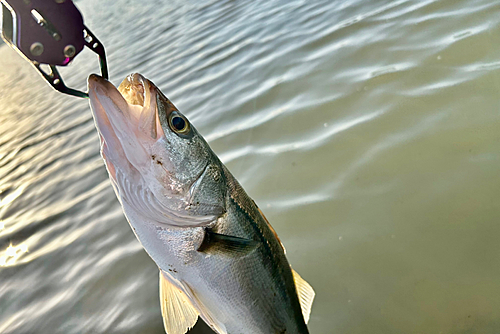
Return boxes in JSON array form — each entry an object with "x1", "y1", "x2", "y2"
[{"x1": 88, "y1": 74, "x2": 226, "y2": 227}]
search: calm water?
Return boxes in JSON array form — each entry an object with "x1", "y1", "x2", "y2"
[{"x1": 1, "y1": 0, "x2": 500, "y2": 333}]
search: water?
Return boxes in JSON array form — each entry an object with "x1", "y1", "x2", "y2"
[{"x1": 1, "y1": 0, "x2": 500, "y2": 333}]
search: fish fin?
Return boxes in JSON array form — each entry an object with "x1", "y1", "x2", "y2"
[
  {"x1": 180, "y1": 282, "x2": 228, "y2": 334},
  {"x1": 197, "y1": 229, "x2": 258, "y2": 255},
  {"x1": 292, "y1": 268, "x2": 315, "y2": 324},
  {"x1": 159, "y1": 271, "x2": 199, "y2": 334},
  {"x1": 224, "y1": 167, "x2": 287, "y2": 254},
  {"x1": 257, "y1": 207, "x2": 286, "y2": 254}
]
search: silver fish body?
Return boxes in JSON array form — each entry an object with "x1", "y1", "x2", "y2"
[{"x1": 88, "y1": 73, "x2": 314, "y2": 334}]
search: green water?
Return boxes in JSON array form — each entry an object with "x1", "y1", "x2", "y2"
[{"x1": 1, "y1": 0, "x2": 500, "y2": 333}]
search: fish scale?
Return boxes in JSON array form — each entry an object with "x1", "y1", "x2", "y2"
[
  {"x1": 87, "y1": 73, "x2": 315, "y2": 334},
  {"x1": 221, "y1": 166, "x2": 306, "y2": 333}
]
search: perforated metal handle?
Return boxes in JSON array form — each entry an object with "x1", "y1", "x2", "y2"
[{"x1": 1, "y1": 0, "x2": 108, "y2": 98}]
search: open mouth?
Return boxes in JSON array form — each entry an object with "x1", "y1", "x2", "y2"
[
  {"x1": 88, "y1": 72, "x2": 155, "y2": 117},
  {"x1": 88, "y1": 74, "x2": 223, "y2": 225},
  {"x1": 87, "y1": 73, "x2": 163, "y2": 179},
  {"x1": 122, "y1": 74, "x2": 163, "y2": 141},
  {"x1": 88, "y1": 73, "x2": 162, "y2": 141},
  {"x1": 118, "y1": 73, "x2": 148, "y2": 107}
]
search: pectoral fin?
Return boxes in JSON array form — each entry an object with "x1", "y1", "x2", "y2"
[
  {"x1": 159, "y1": 271, "x2": 199, "y2": 334},
  {"x1": 197, "y1": 229, "x2": 258, "y2": 255},
  {"x1": 292, "y1": 269, "x2": 315, "y2": 324}
]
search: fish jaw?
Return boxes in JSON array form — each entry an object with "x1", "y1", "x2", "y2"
[
  {"x1": 87, "y1": 74, "x2": 314, "y2": 333},
  {"x1": 87, "y1": 74, "x2": 224, "y2": 227},
  {"x1": 88, "y1": 73, "x2": 159, "y2": 203}
]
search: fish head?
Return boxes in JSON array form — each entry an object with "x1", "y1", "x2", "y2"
[{"x1": 88, "y1": 74, "x2": 226, "y2": 227}]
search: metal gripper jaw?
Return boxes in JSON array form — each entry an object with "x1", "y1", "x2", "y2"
[{"x1": 1, "y1": 0, "x2": 108, "y2": 98}]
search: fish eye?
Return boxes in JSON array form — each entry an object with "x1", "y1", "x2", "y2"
[{"x1": 169, "y1": 113, "x2": 190, "y2": 134}]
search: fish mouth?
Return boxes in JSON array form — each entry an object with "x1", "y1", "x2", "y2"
[
  {"x1": 117, "y1": 73, "x2": 148, "y2": 107},
  {"x1": 87, "y1": 74, "x2": 163, "y2": 181},
  {"x1": 88, "y1": 73, "x2": 158, "y2": 132},
  {"x1": 88, "y1": 74, "x2": 219, "y2": 227}
]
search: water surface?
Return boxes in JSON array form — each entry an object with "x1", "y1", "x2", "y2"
[{"x1": 1, "y1": 0, "x2": 500, "y2": 333}]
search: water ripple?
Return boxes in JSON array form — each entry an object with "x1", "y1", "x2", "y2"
[{"x1": 1, "y1": 0, "x2": 500, "y2": 333}]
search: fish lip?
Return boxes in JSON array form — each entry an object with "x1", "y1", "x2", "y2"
[
  {"x1": 87, "y1": 73, "x2": 159, "y2": 178},
  {"x1": 88, "y1": 73, "x2": 151, "y2": 109},
  {"x1": 88, "y1": 73, "x2": 119, "y2": 95},
  {"x1": 88, "y1": 73, "x2": 105, "y2": 86},
  {"x1": 88, "y1": 74, "x2": 220, "y2": 226},
  {"x1": 87, "y1": 73, "x2": 159, "y2": 142},
  {"x1": 87, "y1": 74, "x2": 130, "y2": 113}
]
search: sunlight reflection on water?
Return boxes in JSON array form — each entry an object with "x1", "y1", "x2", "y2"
[{"x1": 1, "y1": 0, "x2": 500, "y2": 333}]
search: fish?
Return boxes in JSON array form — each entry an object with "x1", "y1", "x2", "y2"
[{"x1": 87, "y1": 73, "x2": 315, "y2": 334}]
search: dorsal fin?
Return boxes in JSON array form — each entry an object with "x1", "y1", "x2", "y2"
[
  {"x1": 257, "y1": 207, "x2": 286, "y2": 254},
  {"x1": 159, "y1": 271, "x2": 199, "y2": 334},
  {"x1": 292, "y1": 269, "x2": 315, "y2": 324}
]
